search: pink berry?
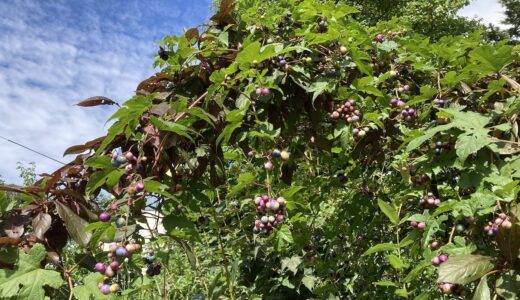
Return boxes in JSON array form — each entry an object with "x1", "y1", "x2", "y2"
[
  {"x1": 261, "y1": 88, "x2": 270, "y2": 95},
  {"x1": 264, "y1": 161, "x2": 273, "y2": 170},
  {"x1": 94, "y1": 263, "x2": 106, "y2": 274},
  {"x1": 247, "y1": 151, "x2": 254, "y2": 157},
  {"x1": 501, "y1": 219, "x2": 512, "y2": 229},
  {"x1": 110, "y1": 203, "x2": 118, "y2": 211},
  {"x1": 100, "y1": 284, "x2": 111, "y2": 295},
  {"x1": 135, "y1": 182, "x2": 145, "y2": 192},
  {"x1": 99, "y1": 212, "x2": 111, "y2": 222},
  {"x1": 255, "y1": 88, "x2": 262, "y2": 95},
  {"x1": 417, "y1": 222, "x2": 426, "y2": 229},
  {"x1": 439, "y1": 254, "x2": 448, "y2": 262},
  {"x1": 109, "y1": 261, "x2": 120, "y2": 271},
  {"x1": 431, "y1": 256, "x2": 441, "y2": 266},
  {"x1": 410, "y1": 221, "x2": 418, "y2": 228}
]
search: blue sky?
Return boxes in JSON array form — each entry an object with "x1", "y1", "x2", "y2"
[
  {"x1": 0, "y1": 0, "x2": 211, "y2": 183},
  {"x1": 0, "y1": 0, "x2": 506, "y2": 184}
]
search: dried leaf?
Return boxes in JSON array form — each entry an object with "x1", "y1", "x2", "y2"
[
  {"x1": 76, "y1": 96, "x2": 118, "y2": 107},
  {"x1": 32, "y1": 213, "x2": 51, "y2": 241},
  {"x1": 185, "y1": 27, "x2": 199, "y2": 44},
  {"x1": 63, "y1": 136, "x2": 106, "y2": 156},
  {"x1": 210, "y1": 0, "x2": 235, "y2": 25}
]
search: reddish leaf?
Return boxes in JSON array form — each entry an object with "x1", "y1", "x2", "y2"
[
  {"x1": 76, "y1": 96, "x2": 118, "y2": 107},
  {"x1": 210, "y1": 0, "x2": 236, "y2": 25},
  {"x1": 63, "y1": 136, "x2": 106, "y2": 156},
  {"x1": 0, "y1": 236, "x2": 20, "y2": 248},
  {"x1": 136, "y1": 73, "x2": 172, "y2": 94},
  {"x1": 32, "y1": 213, "x2": 51, "y2": 241},
  {"x1": 185, "y1": 27, "x2": 199, "y2": 45}
]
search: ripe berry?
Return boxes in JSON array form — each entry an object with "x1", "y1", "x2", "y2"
[
  {"x1": 115, "y1": 246, "x2": 129, "y2": 257},
  {"x1": 276, "y1": 197, "x2": 287, "y2": 206},
  {"x1": 247, "y1": 151, "x2": 254, "y2": 158},
  {"x1": 339, "y1": 46, "x2": 347, "y2": 54},
  {"x1": 456, "y1": 224, "x2": 465, "y2": 233},
  {"x1": 417, "y1": 222, "x2": 426, "y2": 229},
  {"x1": 261, "y1": 216, "x2": 269, "y2": 224},
  {"x1": 116, "y1": 155, "x2": 127, "y2": 165},
  {"x1": 272, "y1": 149, "x2": 281, "y2": 158},
  {"x1": 439, "y1": 254, "x2": 448, "y2": 262},
  {"x1": 403, "y1": 85, "x2": 410, "y2": 91},
  {"x1": 135, "y1": 182, "x2": 145, "y2": 192},
  {"x1": 104, "y1": 266, "x2": 115, "y2": 277},
  {"x1": 110, "y1": 203, "x2": 118, "y2": 211},
  {"x1": 158, "y1": 46, "x2": 168, "y2": 61},
  {"x1": 431, "y1": 256, "x2": 441, "y2": 266},
  {"x1": 109, "y1": 261, "x2": 120, "y2": 271},
  {"x1": 100, "y1": 284, "x2": 111, "y2": 295},
  {"x1": 264, "y1": 161, "x2": 273, "y2": 170},
  {"x1": 255, "y1": 88, "x2": 262, "y2": 95},
  {"x1": 501, "y1": 219, "x2": 512, "y2": 229},
  {"x1": 410, "y1": 221, "x2": 418, "y2": 228},
  {"x1": 95, "y1": 263, "x2": 106, "y2": 274},
  {"x1": 261, "y1": 88, "x2": 270, "y2": 95},
  {"x1": 375, "y1": 34, "x2": 385, "y2": 42},
  {"x1": 99, "y1": 212, "x2": 111, "y2": 222},
  {"x1": 125, "y1": 152, "x2": 135, "y2": 161}
]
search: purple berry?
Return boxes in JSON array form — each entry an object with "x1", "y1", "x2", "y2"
[
  {"x1": 439, "y1": 254, "x2": 448, "y2": 262},
  {"x1": 94, "y1": 263, "x2": 106, "y2": 274},
  {"x1": 135, "y1": 182, "x2": 145, "y2": 192},
  {"x1": 109, "y1": 260, "x2": 120, "y2": 271},
  {"x1": 410, "y1": 221, "x2": 418, "y2": 228},
  {"x1": 115, "y1": 246, "x2": 129, "y2": 257},
  {"x1": 99, "y1": 212, "x2": 111, "y2": 222},
  {"x1": 110, "y1": 203, "x2": 118, "y2": 211},
  {"x1": 390, "y1": 98, "x2": 398, "y2": 107},
  {"x1": 431, "y1": 256, "x2": 441, "y2": 266},
  {"x1": 403, "y1": 85, "x2": 410, "y2": 91},
  {"x1": 375, "y1": 34, "x2": 385, "y2": 42},
  {"x1": 255, "y1": 88, "x2": 262, "y2": 95},
  {"x1": 397, "y1": 100, "x2": 405, "y2": 107},
  {"x1": 261, "y1": 88, "x2": 270, "y2": 95},
  {"x1": 100, "y1": 284, "x2": 111, "y2": 295},
  {"x1": 247, "y1": 151, "x2": 254, "y2": 157}
]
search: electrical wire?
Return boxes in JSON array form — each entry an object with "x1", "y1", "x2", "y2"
[{"x1": 0, "y1": 135, "x2": 66, "y2": 165}]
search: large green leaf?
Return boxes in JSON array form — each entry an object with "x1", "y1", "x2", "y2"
[
  {"x1": 0, "y1": 244, "x2": 63, "y2": 299},
  {"x1": 363, "y1": 243, "x2": 398, "y2": 256},
  {"x1": 437, "y1": 254, "x2": 494, "y2": 284},
  {"x1": 455, "y1": 132, "x2": 491, "y2": 163},
  {"x1": 378, "y1": 200, "x2": 399, "y2": 225},
  {"x1": 281, "y1": 255, "x2": 302, "y2": 275},
  {"x1": 473, "y1": 276, "x2": 490, "y2": 300},
  {"x1": 469, "y1": 45, "x2": 514, "y2": 74}
]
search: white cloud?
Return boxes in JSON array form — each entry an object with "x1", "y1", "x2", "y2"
[
  {"x1": 458, "y1": 0, "x2": 508, "y2": 29},
  {"x1": 0, "y1": 0, "x2": 210, "y2": 184}
]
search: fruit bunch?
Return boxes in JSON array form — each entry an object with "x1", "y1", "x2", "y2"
[
  {"x1": 431, "y1": 253, "x2": 449, "y2": 266},
  {"x1": 330, "y1": 99, "x2": 362, "y2": 123},
  {"x1": 275, "y1": 55, "x2": 288, "y2": 70},
  {"x1": 390, "y1": 97, "x2": 405, "y2": 108},
  {"x1": 143, "y1": 252, "x2": 162, "y2": 276},
  {"x1": 94, "y1": 242, "x2": 141, "y2": 294},
  {"x1": 255, "y1": 87, "x2": 271, "y2": 96},
  {"x1": 401, "y1": 106, "x2": 417, "y2": 122},
  {"x1": 438, "y1": 283, "x2": 459, "y2": 295},
  {"x1": 433, "y1": 98, "x2": 446, "y2": 107},
  {"x1": 352, "y1": 126, "x2": 370, "y2": 140},
  {"x1": 410, "y1": 220, "x2": 426, "y2": 230},
  {"x1": 484, "y1": 213, "x2": 513, "y2": 235},
  {"x1": 253, "y1": 194, "x2": 287, "y2": 235},
  {"x1": 418, "y1": 192, "x2": 441, "y2": 208},
  {"x1": 433, "y1": 141, "x2": 452, "y2": 155},
  {"x1": 111, "y1": 150, "x2": 137, "y2": 168},
  {"x1": 271, "y1": 149, "x2": 290, "y2": 161},
  {"x1": 397, "y1": 84, "x2": 410, "y2": 93}
]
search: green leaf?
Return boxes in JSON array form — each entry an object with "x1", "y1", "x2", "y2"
[
  {"x1": 73, "y1": 273, "x2": 113, "y2": 300},
  {"x1": 55, "y1": 201, "x2": 91, "y2": 247},
  {"x1": 473, "y1": 276, "x2": 490, "y2": 300},
  {"x1": 437, "y1": 254, "x2": 494, "y2": 285},
  {"x1": 405, "y1": 124, "x2": 455, "y2": 152},
  {"x1": 469, "y1": 45, "x2": 514, "y2": 74},
  {"x1": 374, "y1": 281, "x2": 397, "y2": 287},
  {"x1": 496, "y1": 271, "x2": 520, "y2": 300},
  {"x1": 281, "y1": 255, "x2": 302, "y2": 275},
  {"x1": 377, "y1": 40, "x2": 398, "y2": 52},
  {"x1": 274, "y1": 224, "x2": 293, "y2": 250},
  {"x1": 387, "y1": 254, "x2": 406, "y2": 270},
  {"x1": 150, "y1": 116, "x2": 195, "y2": 143},
  {"x1": 455, "y1": 132, "x2": 491, "y2": 163},
  {"x1": 0, "y1": 244, "x2": 63, "y2": 299},
  {"x1": 228, "y1": 172, "x2": 255, "y2": 197},
  {"x1": 301, "y1": 275, "x2": 317, "y2": 291},
  {"x1": 363, "y1": 243, "x2": 398, "y2": 256},
  {"x1": 378, "y1": 200, "x2": 399, "y2": 225},
  {"x1": 86, "y1": 168, "x2": 124, "y2": 196},
  {"x1": 163, "y1": 215, "x2": 201, "y2": 243}
]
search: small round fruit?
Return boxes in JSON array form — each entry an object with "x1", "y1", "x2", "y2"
[
  {"x1": 269, "y1": 200, "x2": 280, "y2": 211},
  {"x1": 375, "y1": 34, "x2": 385, "y2": 42},
  {"x1": 276, "y1": 197, "x2": 287, "y2": 206},
  {"x1": 115, "y1": 246, "x2": 129, "y2": 257},
  {"x1": 389, "y1": 70, "x2": 398, "y2": 77},
  {"x1": 110, "y1": 203, "x2": 118, "y2": 211},
  {"x1": 431, "y1": 256, "x2": 441, "y2": 266},
  {"x1": 417, "y1": 222, "x2": 426, "y2": 229},
  {"x1": 116, "y1": 155, "x2": 127, "y2": 164},
  {"x1": 261, "y1": 216, "x2": 269, "y2": 224},
  {"x1": 410, "y1": 221, "x2": 418, "y2": 228},
  {"x1": 264, "y1": 161, "x2": 273, "y2": 170},
  {"x1": 247, "y1": 151, "x2": 254, "y2": 158},
  {"x1": 99, "y1": 212, "x2": 111, "y2": 222},
  {"x1": 255, "y1": 88, "x2": 262, "y2": 95},
  {"x1": 339, "y1": 46, "x2": 347, "y2": 54},
  {"x1": 403, "y1": 85, "x2": 410, "y2": 91},
  {"x1": 104, "y1": 266, "x2": 115, "y2": 277},
  {"x1": 261, "y1": 88, "x2": 270, "y2": 95},
  {"x1": 115, "y1": 217, "x2": 125, "y2": 228},
  {"x1": 357, "y1": 130, "x2": 366, "y2": 137},
  {"x1": 268, "y1": 215, "x2": 276, "y2": 223},
  {"x1": 110, "y1": 283, "x2": 120, "y2": 293},
  {"x1": 135, "y1": 182, "x2": 145, "y2": 192},
  {"x1": 430, "y1": 241, "x2": 440, "y2": 249},
  {"x1": 305, "y1": 57, "x2": 312, "y2": 63},
  {"x1": 100, "y1": 284, "x2": 111, "y2": 295},
  {"x1": 456, "y1": 224, "x2": 465, "y2": 233},
  {"x1": 127, "y1": 185, "x2": 137, "y2": 195},
  {"x1": 95, "y1": 263, "x2": 106, "y2": 274},
  {"x1": 501, "y1": 219, "x2": 512, "y2": 229},
  {"x1": 109, "y1": 260, "x2": 120, "y2": 271},
  {"x1": 126, "y1": 243, "x2": 136, "y2": 253},
  {"x1": 439, "y1": 254, "x2": 448, "y2": 262},
  {"x1": 125, "y1": 152, "x2": 135, "y2": 161},
  {"x1": 280, "y1": 151, "x2": 290, "y2": 161},
  {"x1": 272, "y1": 149, "x2": 281, "y2": 158},
  {"x1": 499, "y1": 213, "x2": 507, "y2": 219},
  {"x1": 146, "y1": 255, "x2": 156, "y2": 263}
]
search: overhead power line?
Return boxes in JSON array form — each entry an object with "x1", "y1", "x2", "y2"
[{"x1": 0, "y1": 135, "x2": 66, "y2": 165}]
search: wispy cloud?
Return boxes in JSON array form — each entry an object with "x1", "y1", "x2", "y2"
[{"x1": 0, "y1": 0, "x2": 211, "y2": 184}]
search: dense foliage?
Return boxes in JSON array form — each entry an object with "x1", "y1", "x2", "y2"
[{"x1": 1, "y1": 0, "x2": 520, "y2": 299}]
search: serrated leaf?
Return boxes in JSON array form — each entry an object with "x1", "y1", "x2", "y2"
[
  {"x1": 378, "y1": 200, "x2": 399, "y2": 225},
  {"x1": 0, "y1": 244, "x2": 63, "y2": 299},
  {"x1": 437, "y1": 254, "x2": 494, "y2": 285},
  {"x1": 301, "y1": 275, "x2": 317, "y2": 291},
  {"x1": 228, "y1": 172, "x2": 255, "y2": 197},
  {"x1": 455, "y1": 133, "x2": 491, "y2": 163},
  {"x1": 281, "y1": 255, "x2": 302, "y2": 275},
  {"x1": 473, "y1": 275, "x2": 490, "y2": 300},
  {"x1": 406, "y1": 124, "x2": 455, "y2": 152},
  {"x1": 275, "y1": 224, "x2": 293, "y2": 250},
  {"x1": 363, "y1": 243, "x2": 398, "y2": 256}
]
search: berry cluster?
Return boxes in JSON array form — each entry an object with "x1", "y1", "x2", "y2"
[
  {"x1": 94, "y1": 242, "x2": 141, "y2": 294},
  {"x1": 272, "y1": 149, "x2": 290, "y2": 161},
  {"x1": 390, "y1": 97, "x2": 405, "y2": 108},
  {"x1": 316, "y1": 17, "x2": 328, "y2": 33},
  {"x1": 253, "y1": 195, "x2": 287, "y2": 235},
  {"x1": 433, "y1": 98, "x2": 446, "y2": 107},
  {"x1": 431, "y1": 253, "x2": 449, "y2": 266},
  {"x1": 352, "y1": 126, "x2": 370, "y2": 140},
  {"x1": 433, "y1": 141, "x2": 452, "y2": 155},
  {"x1": 111, "y1": 150, "x2": 137, "y2": 168},
  {"x1": 275, "y1": 55, "x2": 289, "y2": 70},
  {"x1": 484, "y1": 213, "x2": 513, "y2": 235},
  {"x1": 418, "y1": 192, "x2": 441, "y2": 208},
  {"x1": 438, "y1": 283, "x2": 458, "y2": 295},
  {"x1": 374, "y1": 34, "x2": 385, "y2": 43},
  {"x1": 410, "y1": 221, "x2": 426, "y2": 230},
  {"x1": 397, "y1": 85, "x2": 410, "y2": 93},
  {"x1": 255, "y1": 87, "x2": 271, "y2": 96},
  {"x1": 401, "y1": 106, "x2": 417, "y2": 122},
  {"x1": 330, "y1": 99, "x2": 362, "y2": 123},
  {"x1": 143, "y1": 252, "x2": 162, "y2": 276}
]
